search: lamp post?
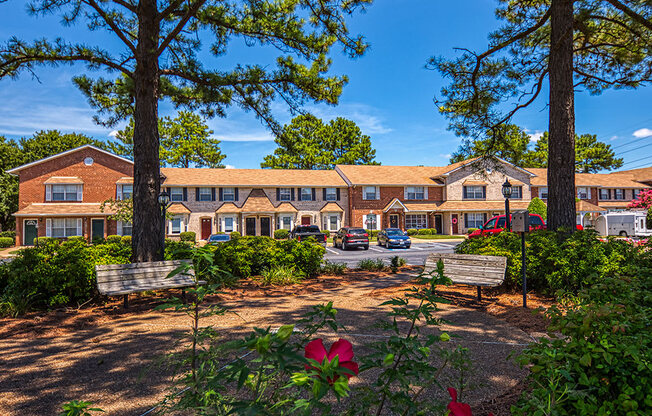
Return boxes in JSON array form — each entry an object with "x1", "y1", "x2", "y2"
[
  {"x1": 158, "y1": 190, "x2": 170, "y2": 259},
  {"x1": 502, "y1": 180, "x2": 513, "y2": 231}
]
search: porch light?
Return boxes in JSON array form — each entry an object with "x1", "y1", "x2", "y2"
[
  {"x1": 501, "y1": 180, "x2": 513, "y2": 198},
  {"x1": 502, "y1": 180, "x2": 512, "y2": 231},
  {"x1": 158, "y1": 190, "x2": 170, "y2": 206}
]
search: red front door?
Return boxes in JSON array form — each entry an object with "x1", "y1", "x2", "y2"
[
  {"x1": 451, "y1": 214, "x2": 459, "y2": 235},
  {"x1": 301, "y1": 216, "x2": 311, "y2": 225},
  {"x1": 201, "y1": 218, "x2": 212, "y2": 240}
]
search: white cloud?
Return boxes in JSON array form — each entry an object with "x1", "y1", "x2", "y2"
[
  {"x1": 108, "y1": 130, "x2": 119, "y2": 137},
  {"x1": 633, "y1": 128, "x2": 652, "y2": 138},
  {"x1": 528, "y1": 131, "x2": 544, "y2": 143},
  {"x1": 217, "y1": 133, "x2": 274, "y2": 142},
  {"x1": 0, "y1": 102, "x2": 111, "y2": 136},
  {"x1": 609, "y1": 135, "x2": 618, "y2": 141},
  {"x1": 224, "y1": 164, "x2": 236, "y2": 169},
  {"x1": 306, "y1": 103, "x2": 393, "y2": 135}
]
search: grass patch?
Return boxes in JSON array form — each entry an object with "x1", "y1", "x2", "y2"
[
  {"x1": 257, "y1": 265, "x2": 304, "y2": 286},
  {"x1": 357, "y1": 258, "x2": 387, "y2": 272},
  {"x1": 412, "y1": 235, "x2": 465, "y2": 240},
  {"x1": 321, "y1": 260, "x2": 347, "y2": 275}
]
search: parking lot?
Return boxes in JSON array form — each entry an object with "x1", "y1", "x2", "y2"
[{"x1": 324, "y1": 240, "x2": 462, "y2": 267}]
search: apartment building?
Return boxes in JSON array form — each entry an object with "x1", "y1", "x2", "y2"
[{"x1": 8, "y1": 145, "x2": 651, "y2": 246}]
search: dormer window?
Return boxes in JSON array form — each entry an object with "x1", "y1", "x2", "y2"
[
  {"x1": 117, "y1": 184, "x2": 133, "y2": 200},
  {"x1": 46, "y1": 184, "x2": 82, "y2": 202}
]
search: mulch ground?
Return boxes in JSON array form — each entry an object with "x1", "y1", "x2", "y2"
[{"x1": 0, "y1": 266, "x2": 553, "y2": 415}]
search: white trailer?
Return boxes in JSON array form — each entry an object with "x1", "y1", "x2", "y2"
[{"x1": 594, "y1": 211, "x2": 652, "y2": 237}]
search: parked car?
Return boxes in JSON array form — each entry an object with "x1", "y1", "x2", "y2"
[
  {"x1": 207, "y1": 234, "x2": 231, "y2": 244},
  {"x1": 290, "y1": 225, "x2": 327, "y2": 244},
  {"x1": 333, "y1": 227, "x2": 369, "y2": 250},
  {"x1": 594, "y1": 211, "x2": 652, "y2": 237},
  {"x1": 377, "y1": 228, "x2": 411, "y2": 248},
  {"x1": 468, "y1": 213, "x2": 547, "y2": 238}
]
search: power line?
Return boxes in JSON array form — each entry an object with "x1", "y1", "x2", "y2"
[
  {"x1": 621, "y1": 155, "x2": 652, "y2": 167},
  {"x1": 616, "y1": 143, "x2": 652, "y2": 156},
  {"x1": 594, "y1": 116, "x2": 652, "y2": 142},
  {"x1": 622, "y1": 162, "x2": 652, "y2": 170},
  {"x1": 612, "y1": 135, "x2": 651, "y2": 150}
]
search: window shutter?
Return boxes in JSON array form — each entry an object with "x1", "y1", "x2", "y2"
[
  {"x1": 404, "y1": 187, "x2": 408, "y2": 200},
  {"x1": 297, "y1": 188, "x2": 302, "y2": 201},
  {"x1": 336, "y1": 188, "x2": 340, "y2": 201},
  {"x1": 276, "y1": 188, "x2": 281, "y2": 201},
  {"x1": 463, "y1": 187, "x2": 467, "y2": 199},
  {"x1": 195, "y1": 188, "x2": 200, "y2": 201},
  {"x1": 323, "y1": 188, "x2": 327, "y2": 201},
  {"x1": 464, "y1": 214, "x2": 469, "y2": 228},
  {"x1": 183, "y1": 187, "x2": 188, "y2": 201},
  {"x1": 235, "y1": 188, "x2": 239, "y2": 201},
  {"x1": 482, "y1": 187, "x2": 486, "y2": 199},
  {"x1": 211, "y1": 188, "x2": 216, "y2": 201},
  {"x1": 312, "y1": 188, "x2": 316, "y2": 201},
  {"x1": 46, "y1": 219, "x2": 52, "y2": 237},
  {"x1": 219, "y1": 188, "x2": 224, "y2": 201},
  {"x1": 483, "y1": 213, "x2": 487, "y2": 223},
  {"x1": 46, "y1": 185, "x2": 52, "y2": 201},
  {"x1": 77, "y1": 185, "x2": 83, "y2": 201},
  {"x1": 117, "y1": 185, "x2": 123, "y2": 200},
  {"x1": 362, "y1": 188, "x2": 367, "y2": 200},
  {"x1": 76, "y1": 218, "x2": 82, "y2": 236},
  {"x1": 375, "y1": 186, "x2": 380, "y2": 200},
  {"x1": 424, "y1": 187, "x2": 429, "y2": 200},
  {"x1": 291, "y1": 188, "x2": 295, "y2": 201},
  {"x1": 117, "y1": 221, "x2": 122, "y2": 236}
]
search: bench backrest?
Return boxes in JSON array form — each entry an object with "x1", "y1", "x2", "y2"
[
  {"x1": 423, "y1": 253, "x2": 507, "y2": 287},
  {"x1": 95, "y1": 260, "x2": 195, "y2": 296}
]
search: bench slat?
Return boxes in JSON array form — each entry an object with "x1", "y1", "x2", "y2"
[
  {"x1": 423, "y1": 253, "x2": 507, "y2": 287},
  {"x1": 98, "y1": 276, "x2": 196, "y2": 292},
  {"x1": 100, "y1": 280, "x2": 207, "y2": 296},
  {"x1": 97, "y1": 269, "x2": 194, "y2": 284},
  {"x1": 96, "y1": 260, "x2": 191, "y2": 272}
]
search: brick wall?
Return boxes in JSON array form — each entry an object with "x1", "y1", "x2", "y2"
[{"x1": 350, "y1": 186, "x2": 443, "y2": 228}]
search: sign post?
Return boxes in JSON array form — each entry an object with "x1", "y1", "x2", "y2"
[{"x1": 511, "y1": 210, "x2": 529, "y2": 308}]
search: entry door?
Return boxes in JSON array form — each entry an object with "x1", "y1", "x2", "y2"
[
  {"x1": 201, "y1": 218, "x2": 212, "y2": 240},
  {"x1": 24, "y1": 220, "x2": 38, "y2": 246},
  {"x1": 451, "y1": 214, "x2": 459, "y2": 235},
  {"x1": 91, "y1": 219, "x2": 104, "y2": 242},
  {"x1": 245, "y1": 217, "x2": 256, "y2": 236},
  {"x1": 434, "y1": 215, "x2": 443, "y2": 235},
  {"x1": 301, "y1": 216, "x2": 311, "y2": 225},
  {"x1": 260, "y1": 217, "x2": 271, "y2": 237},
  {"x1": 389, "y1": 215, "x2": 399, "y2": 228}
]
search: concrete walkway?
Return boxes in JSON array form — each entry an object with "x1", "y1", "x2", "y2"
[{"x1": 0, "y1": 274, "x2": 530, "y2": 416}]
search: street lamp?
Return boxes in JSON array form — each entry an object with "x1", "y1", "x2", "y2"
[
  {"x1": 502, "y1": 179, "x2": 513, "y2": 231},
  {"x1": 158, "y1": 190, "x2": 170, "y2": 254}
]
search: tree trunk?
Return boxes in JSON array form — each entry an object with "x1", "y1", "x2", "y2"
[
  {"x1": 132, "y1": 1, "x2": 163, "y2": 262},
  {"x1": 546, "y1": 0, "x2": 576, "y2": 231}
]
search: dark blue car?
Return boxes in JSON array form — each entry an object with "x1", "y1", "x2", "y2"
[
  {"x1": 207, "y1": 234, "x2": 231, "y2": 244},
  {"x1": 377, "y1": 228, "x2": 411, "y2": 249}
]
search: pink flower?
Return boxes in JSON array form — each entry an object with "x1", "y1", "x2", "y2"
[
  {"x1": 304, "y1": 338, "x2": 359, "y2": 383},
  {"x1": 447, "y1": 387, "x2": 493, "y2": 416}
]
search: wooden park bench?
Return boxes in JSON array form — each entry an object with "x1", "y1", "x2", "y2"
[
  {"x1": 95, "y1": 260, "x2": 204, "y2": 308},
  {"x1": 423, "y1": 253, "x2": 507, "y2": 301}
]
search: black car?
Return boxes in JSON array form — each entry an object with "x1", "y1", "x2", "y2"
[
  {"x1": 333, "y1": 227, "x2": 369, "y2": 250},
  {"x1": 290, "y1": 225, "x2": 327, "y2": 244},
  {"x1": 377, "y1": 228, "x2": 411, "y2": 248},
  {"x1": 207, "y1": 234, "x2": 231, "y2": 244}
]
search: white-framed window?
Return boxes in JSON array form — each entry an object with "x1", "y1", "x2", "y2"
[
  {"x1": 510, "y1": 186, "x2": 522, "y2": 199},
  {"x1": 48, "y1": 218, "x2": 82, "y2": 238},
  {"x1": 117, "y1": 220, "x2": 132, "y2": 236},
  {"x1": 365, "y1": 213, "x2": 379, "y2": 230},
  {"x1": 49, "y1": 184, "x2": 82, "y2": 201},
  {"x1": 599, "y1": 189, "x2": 611, "y2": 200},
  {"x1": 614, "y1": 189, "x2": 626, "y2": 200},
  {"x1": 223, "y1": 217, "x2": 235, "y2": 233},
  {"x1": 406, "y1": 214, "x2": 427, "y2": 229},
  {"x1": 363, "y1": 186, "x2": 379, "y2": 200},
  {"x1": 405, "y1": 186, "x2": 425, "y2": 200},
  {"x1": 170, "y1": 187, "x2": 184, "y2": 202},
  {"x1": 465, "y1": 213, "x2": 485, "y2": 229},
  {"x1": 278, "y1": 215, "x2": 293, "y2": 230},
  {"x1": 279, "y1": 188, "x2": 292, "y2": 201},
  {"x1": 463, "y1": 186, "x2": 485, "y2": 200},
  {"x1": 325, "y1": 188, "x2": 338, "y2": 201},
  {"x1": 539, "y1": 187, "x2": 548, "y2": 199},
  {"x1": 198, "y1": 187, "x2": 212, "y2": 201},
  {"x1": 300, "y1": 188, "x2": 313, "y2": 201},
  {"x1": 222, "y1": 187, "x2": 235, "y2": 201},
  {"x1": 117, "y1": 184, "x2": 133, "y2": 200},
  {"x1": 324, "y1": 214, "x2": 339, "y2": 232},
  {"x1": 577, "y1": 187, "x2": 591, "y2": 199},
  {"x1": 169, "y1": 216, "x2": 186, "y2": 234}
]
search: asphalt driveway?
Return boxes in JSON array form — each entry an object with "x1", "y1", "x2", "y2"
[{"x1": 325, "y1": 240, "x2": 461, "y2": 266}]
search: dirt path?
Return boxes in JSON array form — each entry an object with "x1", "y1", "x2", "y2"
[{"x1": 1, "y1": 273, "x2": 541, "y2": 416}]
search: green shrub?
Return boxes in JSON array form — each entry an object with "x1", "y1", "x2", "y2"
[
  {"x1": 180, "y1": 231, "x2": 196, "y2": 243},
  {"x1": 407, "y1": 228, "x2": 418, "y2": 236},
  {"x1": 514, "y1": 273, "x2": 652, "y2": 415},
  {"x1": 258, "y1": 265, "x2": 303, "y2": 286},
  {"x1": 390, "y1": 256, "x2": 406, "y2": 273},
  {"x1": 527, "y1": 197, "x2": 547, "y2": 221},
  {"x1": 34, "y1": 237, "x2": 52, "y2": 245},
  {"x1": 105, "y1": 235, "x2": 122, "y2": 244},
  {"x1": 321, "y1": 260, "x2": 347, "y2": 275},
  {"x1": 69, "y1": 236, "x2": 87, "y2": 243},
  {"x1": 429, "y1": 228, "x2": 438, "y2": 235},
  {"x1": 0, "y1": 231, "x2": 16, "y2": 239},
  {"x1": 121, "y1": 235, "x2": 132, "y2": 245},
  {"x1": 466, "y1": 228, "x2": 478, "y2": 234},
  {"x1": 357, "y1": 258, "x2": 387, "y2": 272},
  {"x1": 417, "y1": 228, "x2": 431, "y2": 235},
  {"x1": 274, "y1": 229, "x2": 290, "y2": 239},
  {"x1": 365, "y1": 229, "x2": 379, "y2": 237},
  {"x1": 321, "y1": 229, "x2": 330, "y2": 238},
  {"x1": 212, "y1": 236, "x2": 324, "y2": 279},
  {"x1": 230, "y1": 231, "x2": 241, "y2": 239},
  {"x1": 455, "y1": 229, "x2": 644, "y2": 295},
  {"x1": 0, "y1": 237, "x2": 13, "y2": 248}
]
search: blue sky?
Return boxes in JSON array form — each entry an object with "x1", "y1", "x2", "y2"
[{"x1": 0, "y1": 0, "x2": 650, "y2": 170}]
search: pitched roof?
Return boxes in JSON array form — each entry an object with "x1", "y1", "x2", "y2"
[
  {"x1": 277, "y1": 202, "x2": 299, "y2": 213},
  {"x1": 576, "y1": 200, "x2": 606, "y2": 212},
  {"x1": 528, "y1": 168, "x2": 646, "y2": 188},
  {"x1": 596, "y1": 201, "x2": 634, "y2": 208},
  {"x1": 383, "y1": 198, "x2": 408, "y2": 212},
  {"x1": 435, "y1": 200, "x2": 531, "y2": 212},
  {"x1": 14, "y1": 203, "x2": 115, "y2": 217},
  {"x1": 216, "y1": 202, "x2": 240, "y2": 213},
  {"x1": 618, "y1": 166, "x2": 652, "y2": 183},
  {"x1": 161, "y1": 167, "x2": 347, "y2": 187},
  {"x1": 335, "y1": 165, "x2": 449, "y2": 186},
  {"x1": 239, "y1": 189, "x2": 277, "y2": 213},
  {"x1": 6, "y1": 145, "x2": 133, "y2": 174},
  {"x1": 320, "y1": 202, "x2": 344, "y2": 212},
  {"x1": 43, "y1": 176, "x2": 84, "y2": 184},
  {"x1": 167, "y1": 202, "x2": 191, "y2": 214}
]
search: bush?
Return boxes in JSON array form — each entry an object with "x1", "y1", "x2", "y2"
[
  {"x1": 365, "y1": 229, "x2": 379, "y2": 237},
  {"x1": 357, "y1": 258, "x2": 387, "y2": 272},
  {"x1": 321, "y1": 229, "x2": 330, "y2": 238},
  {"x1": 258, "y1": 265, "x2": 303, "y2": 286},
  {"x1": 455, "y1": 229, "x2": 644, "y2": 295},
  {"x1": 528, "y1": 197, "x2": 547, "y2": 221},
  {"x1": 121, "y1": 235, "x2": 132, "y2": 245},
  {"x1": 417, "y1": 228, "x2": 431, "y2": 235},
  {"x1": 0, "y1": 237, "x2": 13, "y2": 248},
  {"x1": 390, "y1": 256, "x2": 406, "y2": 273},
  {"x1": 321, "y1": 260, "x2": 347, "y2": 275},
  {"x1": 466, "y1": 228, "x2": 478, "y2": 234},
  {"x1": 105, "y1": 235, "x2": 122, "y2": 244},
  {"x1": 514, "y1": 273, "x2": 651, "y2": 415},
  {"x1": 407, "y1": 228, "x2": 418, "y2": 236},
  {"x1": 274, "y1": 229, "x2": 290, "y2": 240},
  {"x1": 180, "y1": 231, "x2": 196, "y2": 243},
  {"x1": 212, "y1": 236, "x2": 324, "y2": 279},
  {"x1": 230, "y1": 231, "x2": 241, "y2": 239},
  {"x1": 0, "y1": 230, "x2": 16, "y2": 239}
]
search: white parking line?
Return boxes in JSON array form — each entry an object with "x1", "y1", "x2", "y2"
[
  {"x1": 409, "y1": 246, "x2": 424, "y2": 250},
  {"x1": 369, "y1": 247, "x2": 384, "y2": 253},
  {"x1": 325, "y1": 248, "x2": 340, "y2": 255}
]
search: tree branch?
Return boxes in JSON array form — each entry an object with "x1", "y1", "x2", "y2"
[
  {"x1": 157, "y1": 0, "x2": 207, "y2": 56},
  {"x1": 84, "y1": 0, "x2": 137, "y2": 54},
  {"x1": 158, "y1": 0, "x2": 185, "y2": 21},
  {"x1": 586, "y1": 14, "x2": 643, "y2": 38},
  {"x1": 111, "y1": 0, "x2": 136, "y2": 14},
  {"x1": 494, "y1": 69, "x2": 548, "y2": 127},
  {"x1": 604, "y1": 0, "x2": 652, "y2": 32}
]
